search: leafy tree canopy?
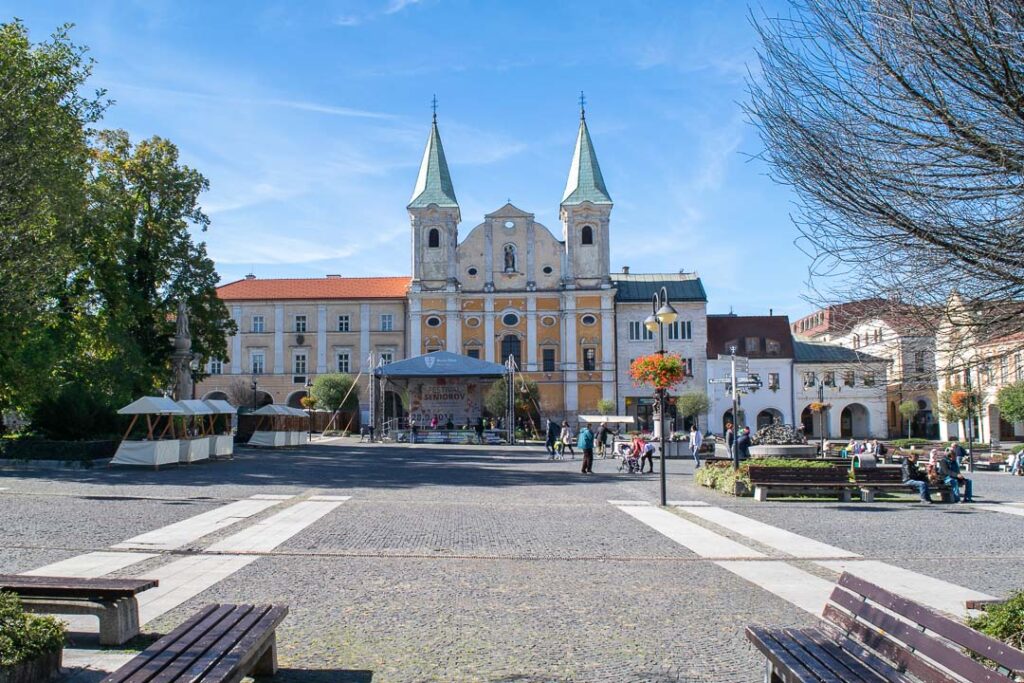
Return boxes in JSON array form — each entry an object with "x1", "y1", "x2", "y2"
[
  {"x1": 311, "y1": 374, "x2": 360, "y2": 413},
  {"x1": 997, "y1": 382, "x2": 1024, "y2": 425}
]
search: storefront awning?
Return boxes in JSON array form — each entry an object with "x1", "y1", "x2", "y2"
[{"x1": 374, "y1": 351, "x2": 508, "y2": 379}]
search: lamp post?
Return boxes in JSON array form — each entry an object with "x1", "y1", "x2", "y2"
[
  {"x1": 251, "y1": 378, "x2": 258, "y2": 412},
  {"x1": 729, "y1": 344, "x2": 740, "y2": 470},
  {"x1": 305, "y1": 378, "x2": 313, "y2": 438},
  {"x1": 644, "y1": 286, "x2": 678, "y2": 507}
]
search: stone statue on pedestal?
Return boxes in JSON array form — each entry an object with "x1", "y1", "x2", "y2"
[{"x1": 171, "y1": 301, "x2": 194, "y2": 401}]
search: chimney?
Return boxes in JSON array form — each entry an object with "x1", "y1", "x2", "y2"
[
  {"x1": 326, "y1": 274, "x2": 341, "y2": 278},
  {"x1": 770, "y1": 308, "x2": 773, "y2": 316},
  {"x1": 622, "y1": 266, "x2": 630, "y2": 274},
  {"x1": 244, "y1": 273, "x2": 256, "y2": 280}
]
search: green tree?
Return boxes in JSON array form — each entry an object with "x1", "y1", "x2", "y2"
[
  {"x1": 997, "y1": 382, "x2": 1024, "y2": 425},
  {"x1": 596, "y1": 398, "x2": 616, "y2": 415},
  {"x1": 311, "y1": 374, "x2": 360, "y2": 413},
  {"x1": 484, "y1": 377, "x2": 540, "y2": 427},
  {"x1": 0, "y1": 21, "x2": 106, "y2": 412},
  {"x1": 81, "y1": 130, "x2": 233, "y2": 398},
  {"x1": 898, "y1": 400, "x2": 919, "y2": 439},
  {"x1": 675, "y1": 392, "x2": 710, "y2": 424},
  {"x1": 937, "y1": 387, "x2": 980, "y2": 422}
]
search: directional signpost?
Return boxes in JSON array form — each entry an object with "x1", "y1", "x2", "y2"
[{"x1": 709, "y1": 350, "x2": 754, "y2": 470}]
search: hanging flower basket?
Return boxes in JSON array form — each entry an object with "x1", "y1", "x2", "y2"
[
  {"x1": 950, "y1": 390, "x2": 972, "y2": 410},
  {"x1": 809, "y1": 402, "x2": 831, "y2": 413},
  {"x1": 630, "y1": 354, "x2": 687, "y2": 391}
]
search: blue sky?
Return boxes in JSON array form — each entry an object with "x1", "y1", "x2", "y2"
[{"x1": 5, "y1": 0, "x2": 814, "y2": 317}]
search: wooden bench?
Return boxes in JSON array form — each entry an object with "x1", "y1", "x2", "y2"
[
  {"x1": 0, "y1": 574, "x2": 157, "y2": 645},
  {"x1": 852, "y1": 467, "x2": 952, "y2": 503},
  {"x1": 103, "y1": 603, "x2": 288, "y2": 682},
  {"x1": 747, "y1": 571, "x2": 1024, "y2": 682},
  {"x1": 748, "y1": 465, "x2": 855, "y2": 502}
]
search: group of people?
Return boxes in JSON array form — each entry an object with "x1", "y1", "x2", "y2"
[
  {"x1": 724, "y1": 422, "x2": 752, "y2": 460},
  {"x1": 543, "y1": 420, "x2": 597, "y2": 473},
  {"x1": 843, "y1": 439, "x2": 888, "y2": 457},
  {"x1": 901, "y1": 442, "x2": 975, "y2": 504},
  {"x1": 1006, "y1": 450, "x2": 1024, "y2": 476}
]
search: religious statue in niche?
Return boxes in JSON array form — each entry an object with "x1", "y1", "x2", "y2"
[{"x1": 503, "y1": 244, "x2": 517, "y2": 272}]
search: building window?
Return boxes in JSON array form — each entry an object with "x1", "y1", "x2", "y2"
[
  {"x1": 580, "y1": 314, "x2": 597, "y2": 326},
  {"x1": 843, "y1": 370, "x2": 855, "y2": 387},
  {"x1": 380, "y1": 314, "x2": 394, "y2": 332},
  {"x1": 294, "y1": 315, "x2": 307, "y2": 333},
  {"x1": 1016, "y1": 353, "x2": 1023, "y2": 381},
  {"x1": 582, "y1": 347, "x2": 596, "y2": 371},
  {"x1": 749, "y1": 372, "x2": 760, "y2": 390},
  {"x1": 581, "y1": 225, "x2": 594, "y2": 245},
  {"x1": 863, "y1": 371, "x2": 875, "y2": 386},
  {"x1": 1001, "y1": 356, "x2": 1009, "y2": 382},
  {"x1": 745, "y1": 336, "x2": 760, "y2": 354},
  {"x1": 336, "y1": 352, "x2": 350, "y2": 373},
  {"x1": 765, "y1": 338, "x2": 781, "y2": 356},
  {"x1": 542, "y1": 348, "x2": 556, "y2": 372},
  {"x1": 628, "y1": 320, "x2": 654, "y2": 341},
  {"x1": 914, "y1": 351, "x2": 926, "y2": 374},
  {"x1": 252, "y1": 315, "x2": 265, "y2": 333},
  {"x1": 426, "y1": 316, "x2": 442, "y2": 327},
  {"x1": 823, "y1": 371, "x2": 835, "y2": 387},
  {"x1": 803, "y1": 371, "x2": 816, "y2": 387},
  {"x1": 874, "y1": 328, "x2": 881, "y2": 343},
  {"x1": 209, "y1": 358, "x2": 222, "y2": 375},
  {"x1": 501, "y1": 335, "x2": 521, "y2": 367},
  {"x1": 852, "y1": 334, "x2": 860, "y2": 349},
  {"x1": 251, "y1": 352, "x2": 265, "y2": 375},
  {"x1": 502, "y1": 312, "x2": 520, "y2": 326},
  {"x1": 466, "y1": 348, "x2": 480, "y2": 359},
  {"x1": 684, "y1": 358, "x2": 694, "y2": 376},
  {"x1": 667, "y1": 320, "x2": 692, "y2": 341},
  {"x1": 428, "y1": 228, "x2": 440, "y2": 248},
  {"x1": 379, "y1": 351, "x2": 393, "y2": 365},
  {"x1": 293, "y1": 353, "x2": 307, "y2": 375},
  {"x1": 337, "y1": 315, "x2": 350, "y2": 332},
  {"x1": 768, "y1": 372, "x2": 780, "y2": 390}
]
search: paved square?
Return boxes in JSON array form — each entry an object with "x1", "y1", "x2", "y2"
[{"x1": 2, "y1": 442, "x2": 1023, "y2": 682}]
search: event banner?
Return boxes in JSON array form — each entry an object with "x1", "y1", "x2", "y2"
[{"x1": 408, "y1": 379, "x2": 483, "y2": 427}]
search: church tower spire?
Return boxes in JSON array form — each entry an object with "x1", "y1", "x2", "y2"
[
  {"x1": 408, "y1": 98, "x2": 460, "y2": 291},
  {"x1": 560, "y1": 96, "x2": 612, "y2": 287}
]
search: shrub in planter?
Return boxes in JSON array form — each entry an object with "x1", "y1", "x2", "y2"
[
  {"x1": 696, "y1": 458, "x2": 835, "y2": 496},
  {"x1": 0, "y1": 591, "x2": 65, "y2": 679},
  {"x1": 966, "y1": 590, "x2": 1024, "y2": 656}
]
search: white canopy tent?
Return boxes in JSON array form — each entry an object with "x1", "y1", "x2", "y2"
[
  {"x1": 577, "y1": 415, "x2": 635, "y2": 424},
  {"x1": 203, "y1": 399, "x2": 237, "y2": 458},
  {"x1": 111, "y1": 397, "x2": 184, "y2": 469},
  {"x1": 249, "y1": 404, "x2": 308, "y2": 447},
  {"x1": 176, "y1": 400, "x2": 214, "y2": 463}
]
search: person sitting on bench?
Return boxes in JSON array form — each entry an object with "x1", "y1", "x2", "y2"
[
  {"x1": 940, "y1": 447, "x2": 974, "y2": 503},
  {"x1": 900, "y1": 452, "x2": 933, "y2": 504}
]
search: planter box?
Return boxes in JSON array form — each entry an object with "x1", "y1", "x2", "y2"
[
  {"x1": 0, "y1": 648, "x2": 62, "y2": 683},
  {"x1": 749, "y1": 444, "x2": 817, "y2": 458}
]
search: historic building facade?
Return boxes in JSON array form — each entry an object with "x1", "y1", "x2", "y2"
[{"x1": 405, "y1": 109, "x2": 618, "y2": 417}]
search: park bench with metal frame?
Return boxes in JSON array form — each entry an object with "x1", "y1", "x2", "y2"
[
  {"x1": 747, "y1": 571, "x2": 1024, "y2": 682},
  {"x1": 0, "y1": 574, "x2": 157, "y2": 646},
  {"x1": 102, "y1": 603, "x2": 288, "y2": 682},
  {"x1": 748, "y1": 465, "x2": 855, "y2": 502},
  {"x1": 853, "y1": 467, "x2": 952, "y2": 503}
]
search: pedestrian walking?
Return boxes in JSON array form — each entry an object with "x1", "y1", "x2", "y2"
[
  {"x1": 689, "y1": 424, "x2": 703, "y2": 469},
  {"x1": 725, "y1": 422, "x2": 735, "y2": 457},
  {"x1": 736, "y1": 427, "x2": 752, "y2": 460},
  {"x1": 475, "y1": 417, "x2": 485, "y2": 444},
  {"x1": 578, "y1": 423, "x2": 595, "y2": 473},
  {"x1": 560, "y1": 421, "x2": 576, "y2": 459},
  {"x1": 595, "y1": 422, "x2": 608, "y2": 458},
  {"x1": 545, "y1": 419, "x2": 560, "y2": 458}
]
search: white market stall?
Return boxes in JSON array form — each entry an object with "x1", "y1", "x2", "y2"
[
  {"x1": 285, "y1": 406, "x2": 310, "y2": 445},
  {"x1": 248, "y1": 405, "x2": 289, "y2": 447},
  {"x1": 203, "y1": 399, "x2": 237, "y2": 458},
  {"x1": 176, "y1": 400, "x2": 213, "y2": 464},
  {"x1": 111, "y1": 397, "x2": 184, "y2": 469},
  {"x1": 578, "y1": 415, "x2": 636, "y2": 456}
]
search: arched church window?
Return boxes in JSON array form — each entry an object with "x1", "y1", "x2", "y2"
[
  {"x1": 501, "y1": 335, "x2": 521, "y2": 367},
  {"x1": 428, "y1": 228, "x2": 440, "y2": 248},
  {"x1": 581, "y1": 225, "x2": 594, "y2": 245}
]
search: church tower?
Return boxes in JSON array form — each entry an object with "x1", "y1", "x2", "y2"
[
  {"x1": 560, "y1": 101, "x2": 612, "y2": 288},
  {"x1": 409, "y1": 110, "x2": 460, "y2": 292}
]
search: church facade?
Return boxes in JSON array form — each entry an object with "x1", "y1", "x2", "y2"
[{"x1": 405, "y1": 110, "x2": 617, "y2": 417}]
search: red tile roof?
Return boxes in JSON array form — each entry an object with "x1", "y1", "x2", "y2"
[{"x1": 217, "y1": 276, "x2": 411, "y2": 301}]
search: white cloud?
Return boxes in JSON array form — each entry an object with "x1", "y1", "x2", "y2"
[{"x1": 384, "y1": 0, "x2": 423, "y2": 15}]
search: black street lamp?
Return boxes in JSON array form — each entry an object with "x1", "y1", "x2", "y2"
[
  {"x1": 251, "y1": 378, "x2": 259, "y2": 412},
  {"x1": 305, "y1": 378, "x2": 314, "y2": 438},
  {"x1": 643, "y1": 285, "x2": 678, "y2": 507}
]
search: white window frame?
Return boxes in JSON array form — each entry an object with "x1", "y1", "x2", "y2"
[
  {"x1": 336, "y1": 351, "x2": 350, "y2": 373},
  {"x1": 293, "y1": 352, "x2": 307, "y2": 375},
  {"x1": 251, "y1": 351, "x2": 265, "y2": 375},
  {"x1": 380, "y1": 314, "x2": 394, "y2": 332},
  {"x1": 337, "y1": 315, "x2": 350, "y2": 332},
  {"x1": 379, "y1": 350, "x2": 394, "y2": 365},
  {"x1": 294, "y1": 315, "x2": 307, "y2": 333},
  {"x1": 252, "y1": 315, "x2": 265, "y2": 333},
  {"x1": 209, "y1": 358, "x2": 223, "y2": 375}
]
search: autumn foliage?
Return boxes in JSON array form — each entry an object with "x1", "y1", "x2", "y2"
[{"x1": 630, "y1": 354, "x2": 687, "y2": 390}]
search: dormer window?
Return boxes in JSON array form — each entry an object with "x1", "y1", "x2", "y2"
[
  {"x1": 428, "y1": 228, "x2": 440, "y2": 248},
  {"x1": 581, "y1": 225, "x2": 594, "y2": 245}
]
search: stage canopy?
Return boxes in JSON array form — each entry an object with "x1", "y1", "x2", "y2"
[{"x1": 374, "y1": 351, "x2": 507, "y2": 379}]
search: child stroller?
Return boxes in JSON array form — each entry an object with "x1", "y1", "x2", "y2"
[{"x1": 617, "y1": 442, "x2": 639, "y2": 473}]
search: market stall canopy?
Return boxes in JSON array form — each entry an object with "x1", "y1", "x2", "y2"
[
  {"x1": 177, "y1": 399, "x2": 215, "y2": 415},
  {"x1": 118, "y1": 396, "x2": 184, "y2": 415},
  {"x1": 284, "y1": 407, "x2": 309, "y2": 417},
  {"x1": 203, "y1": 399, "x2": 237, "y2": 414},
  {"x1": 374, "y1": 351, "x2": 507, "y2": 379},
  {"x1": 578, "y1": 415, "x2": 635, "y2": 424},
  {"x1": 252, "y1": 404, "x2": 291, "y2": 416}
]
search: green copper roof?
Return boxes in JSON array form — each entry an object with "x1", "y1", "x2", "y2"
[
  {"x1": 408, "y1": 120, "x2": 459, "y2": 209},
  {"x1": 561, "y1": 116, "x2": 612, "y2": 206}
]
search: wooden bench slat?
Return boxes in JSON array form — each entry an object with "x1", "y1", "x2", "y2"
[
  {"x1": 165, "y1": 605, "x2": 269, "y2": 682},
  {"x1": 103, "y1": 604, "x2": 235, "y2": 683},
  {"x1": 830, "y1": 586, "x2": 1007, "y2": 683},
  {"x1": 0, "y1": 574, "x2": 157, "y2": 601},
  {"x1": 838, "y1": 573, "x2": 1024, "y2": 674},
  {"x1": 197, "y1": 605, "x2": 288, "y2": 681},
  {"x1": 780, "y1": 627, "x2": 882, "y2": 683},
  {"x1": 746, "y1": 626, "x2": 822, "y2": 682},
  {"x1": 144, "y1": 605, "x2": 257, "y2": 683},
  {"x1": 821, "y1": 606, "x2": 958, "y2": 683},
  {"x1": 798, "y1": 626, "x2": 896, "y2": 683}
]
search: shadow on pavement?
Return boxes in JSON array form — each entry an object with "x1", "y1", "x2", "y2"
[{"x1": 276, "y1": 668, "x2": 373, "y2": 682}]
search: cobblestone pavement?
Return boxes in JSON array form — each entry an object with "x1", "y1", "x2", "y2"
[{"x1": 2, "y1": 441, "x2": 1023, "y2": 682}]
